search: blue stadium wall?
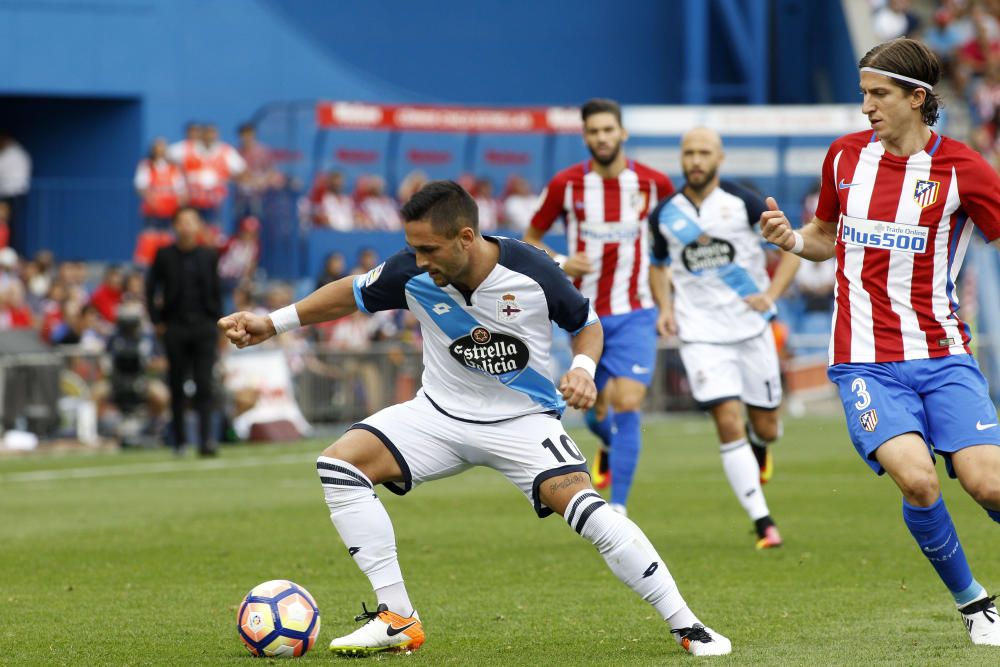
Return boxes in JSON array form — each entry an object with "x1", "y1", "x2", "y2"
[{"x1": 0, "y1": 0, "x2": 853, "y2": 262}]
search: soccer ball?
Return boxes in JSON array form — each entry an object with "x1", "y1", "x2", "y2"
[{"x1": 237, "y1": 579, "x2": 321, "y2": 657}]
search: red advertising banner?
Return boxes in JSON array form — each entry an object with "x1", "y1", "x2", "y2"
[{"x1": 316, "y1": 101, "x2": 582, "y2": 134}]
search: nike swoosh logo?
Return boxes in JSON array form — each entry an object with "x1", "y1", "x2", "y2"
[
  {"x1": 922, "y1": 531, "x2": 952, "y2": 553},
  {"x1": 631, "y1": 364, "x2": 650, "y2": 374},
  {"x1": 386, "y1": 621, "x2": 417, "y2": 637},
  {"x1": 838, "y1": 179, "x2": 863, "y2": 190},
  {"x1": 976, "y1": 421, "x2": 998, "y2": 431}
]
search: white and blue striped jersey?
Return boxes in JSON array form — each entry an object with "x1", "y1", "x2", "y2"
[
  {"x1": 649, "y1": 180, "x2": 771, "y2": 344},
  {"x1": 352, "y1": 236, "x2": 598, "y2": 422}
]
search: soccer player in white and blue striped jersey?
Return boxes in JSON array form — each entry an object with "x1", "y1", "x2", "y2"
[
  {"x1": 649, "y1": 128, "x2": 800, "y2": 549},
  {"x1": 219, "y1": 180, "x2": 731, "y2": 657}
]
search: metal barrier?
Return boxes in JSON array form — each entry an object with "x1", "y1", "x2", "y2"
[
  {"x1": 0, "y1": 345, "x2": 104, "y2": 438},
  {"x1": 293, "y1": 344, "x2": 699, "y2": 421},
  {"x1": 293, "y1": 344, "x2": 423, "y2": 424},
  {"x1": 0, "y1": 351, "x2": 62, "y2": 435},
  {"x1": 3, "y1": 335, "x2": 993, "y2": 444}
]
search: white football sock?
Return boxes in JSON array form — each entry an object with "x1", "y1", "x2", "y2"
[
  {"x1": 667, "y1": 606, "x2": 700, "y2": 632},
  {"x1": 720, "y1": 439, "x2": 769, "y2": 521},
  {"x1": 564, "y1": 490, "x2": 690, "y2": 622},
  {"x1": 375, "y1": 581, "x2": 414, "y2": 618},
  {"x1": 316, "y1": 456, "x2": 413, "y2": 615}
]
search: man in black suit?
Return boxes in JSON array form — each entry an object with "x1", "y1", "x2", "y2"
[{"x1": 145, "y1": 206, "x2": 222, "y2": 455}]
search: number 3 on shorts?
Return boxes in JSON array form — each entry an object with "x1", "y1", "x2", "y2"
[{"x1": 851, "y1": 377, "x2": 871, "y2": 411}]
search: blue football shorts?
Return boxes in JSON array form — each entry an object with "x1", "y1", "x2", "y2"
[
  {"x1": 594, "y1": 308, "x2": 658, "y2": 392},
  {"x1": 827, "y1": 355, "x2": 1000, "y2": 477}
]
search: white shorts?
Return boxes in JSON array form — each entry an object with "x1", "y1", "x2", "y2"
[
  {"x1": 679, "y1": 327, "x2": 782, "y2": 410},
  {"x1": 353, "y1": 394, "x2": 589, "y2": 517}
]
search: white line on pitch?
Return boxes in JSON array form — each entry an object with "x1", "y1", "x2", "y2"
[{"x1": 0, "y1": 453, "x2": 317, "y2": 483}]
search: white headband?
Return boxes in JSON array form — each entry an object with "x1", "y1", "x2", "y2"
[{"x1": 860, "y1": 66, "x2": 934, "y2": 91}]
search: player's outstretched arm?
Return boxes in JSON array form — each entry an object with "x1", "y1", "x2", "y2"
[
  {"x1": 558, "y1": 321, "x2": 603, "y2": 410},
  {"x1": 292, "y1": 274, "x2": 360, "y2": 326},
  {"x1": 218, "y1": 275, "x2": 360, "y2": 348},
  {"x1": 760, "y1": 196, "x2": 836, "y2": 262}
]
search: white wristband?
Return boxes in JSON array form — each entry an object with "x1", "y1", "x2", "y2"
[
  {"x1": 789, "y1": 231, "x2": 805, "y2": 255},
  {"x1": 553, "y1": 253, "x2": 568, "y2": 268},
  {"x1": 570, "y1": 354, "x2": 597, "y2": 379},
  {"x1": 269, "y1": 304, "x2": 301, "y2": 334}
]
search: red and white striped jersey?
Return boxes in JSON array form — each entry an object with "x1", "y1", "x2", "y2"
[
  {"x1": 815, "y1": 130, "x2": 1000, "y2": 365},
  {"x1": 530, "y1": 160, "x2": 673, "y2": 317}
]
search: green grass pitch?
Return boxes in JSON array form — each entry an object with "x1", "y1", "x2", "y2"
[{"x1": 2, "y1": 415, "x2": 998, "y2": 665}]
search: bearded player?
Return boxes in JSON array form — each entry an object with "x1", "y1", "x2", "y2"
[
  {"x1": 649, "y1": 128, "x2": 800, "y2": 549},
  {"x1": 524, "y1": 98, "x2": 673, "y2": 514}
]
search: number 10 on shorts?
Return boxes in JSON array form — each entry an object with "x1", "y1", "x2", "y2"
[{"x1": 542, "y1": 435, "x2": 585, "y2": 463}]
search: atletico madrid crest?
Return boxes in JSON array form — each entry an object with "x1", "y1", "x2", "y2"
[
  {"x1": 913, "y1": 179, "x2": 940, "y2": 208},
  {"x1": 859, "y1": 409, "x2": 879, "y2": 433},
  {"x1": 630, "y1": 191, "x2": 649, "y2": 213}
]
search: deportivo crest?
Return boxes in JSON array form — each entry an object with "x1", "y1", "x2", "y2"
[
  {"x1": 913, "y1": 179, "x2": 940, "y2": 208},
  {"x1": 497, "y1": 293, "x2": 522, "y2": 321},
  {"x1": 860, "y1": 409, "x2": 879, "y2": 432}
]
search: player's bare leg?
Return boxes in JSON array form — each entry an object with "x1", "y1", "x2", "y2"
[
  {"x1": 604, "y1": 377, "x2": 647, "y2": 514},
  {"x1": 316, "y1": 430, "x2": 424, "y2": 655},
  {"x1": 746, "y1": 406, "x2": 781, "y2": 484},
  {"x1": 878, "y1": 436, "x2": 998, "y2": 646},
  {"x1": 876, "y1": 434, "x2": 940, "y2": 506},
  {"x1": 540, "y1": 471, "x2": 731, "y2": 656},
  {"x1": 711, "y1": 400, "x2": 781, "y2": 548},
  {"x1": 952, "y1": 444, "x2": 1000, "y2": 513}
]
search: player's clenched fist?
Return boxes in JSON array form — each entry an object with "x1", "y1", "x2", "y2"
[
  {"x1": 760, "y1": 196, "x2": 797, "y2": 251},
  {"x1": 218, "y1": 311, "x2": 276, "y2": 348},
  {"x1": 558, "y1": 368, "x2": 597, "y2": 410}
]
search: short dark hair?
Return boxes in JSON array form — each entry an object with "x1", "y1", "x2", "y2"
[
  {"x1": 859, "y1": 38, "x2": 942, "y2": 126},
  {"x1": 172, "y1": 205, "x2": 200, "y2": 223},
  {"x1": 238, "y1": 123, "x2": 254, "y2": 135},
  {"x1": 581, "y1": 98, "x2": 623, "y2": 126},
  {"x1": 400, "y1": 180, "x2": 478, "y2": 237}
]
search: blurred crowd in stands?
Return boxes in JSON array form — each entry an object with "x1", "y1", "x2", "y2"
[
  {"x1": 873, "y1": 0, "x2": 1000, "y2": 167},
  {"x1": 0, "y1": 109, "x2": 850, "y2": 447},
  {"x1": 0, "y1": 220, "x2": 428, "y2": 443},
  {"x1": 301, "y1": 168, "x2": 538, "y2": 234},
  {"x1": 134, "y1": 122, "x2": 283, "y2": 231}
]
